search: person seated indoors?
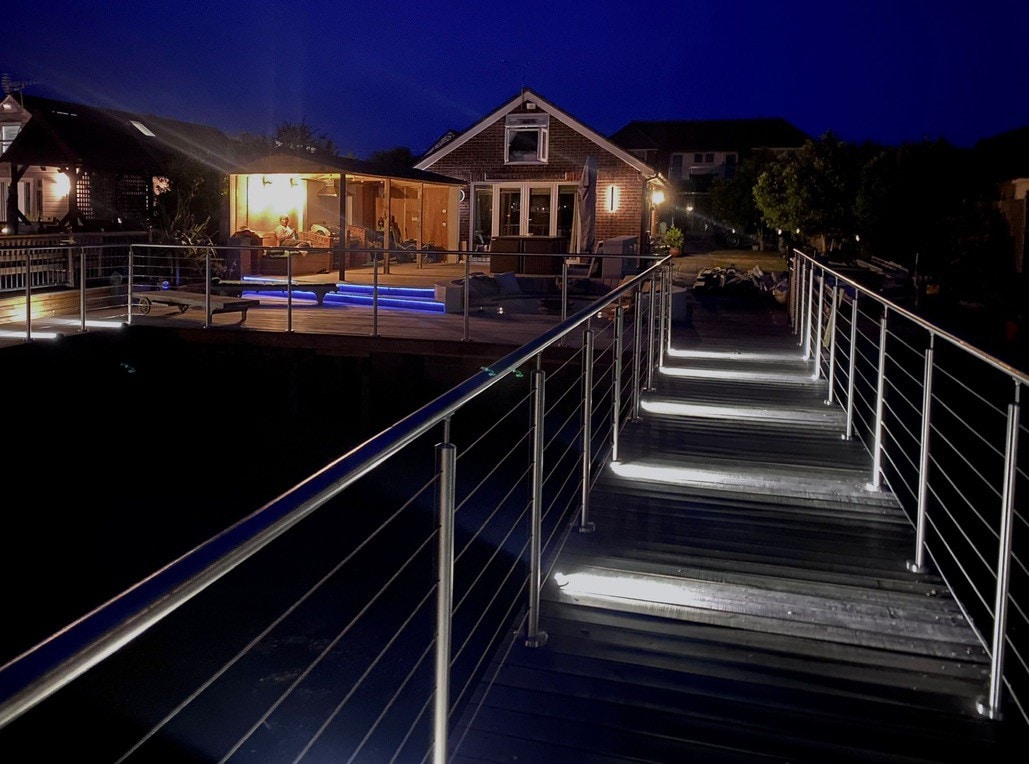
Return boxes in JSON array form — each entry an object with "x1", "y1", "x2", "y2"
[{"x1": 275, "y1": 215, "x2": 299, "y2": 245}]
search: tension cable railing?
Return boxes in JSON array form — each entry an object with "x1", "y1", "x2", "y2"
[
  {"x1": 792, "y1": 249, "x2": 1028, "y2": 728},
  {"x1": 0, "y1": 255, "x2": 670, "y2": 761}
]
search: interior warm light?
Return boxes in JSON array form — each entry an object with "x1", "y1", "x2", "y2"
[{"x1": 54, "y1": 172, "x2": 71, "y2": 198}]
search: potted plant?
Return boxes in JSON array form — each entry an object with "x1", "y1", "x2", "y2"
[{"x1": 664, "y1": 225, "x2": 684, "y2": 257}]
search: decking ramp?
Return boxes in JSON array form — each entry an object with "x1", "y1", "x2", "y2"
[{"x1": 451, "y1": 300, "x2": 1012, "y2": 762}]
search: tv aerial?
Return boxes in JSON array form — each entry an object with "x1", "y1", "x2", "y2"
[{"x1": 2, "y1": 73, "x2": 39, "y2": 103}]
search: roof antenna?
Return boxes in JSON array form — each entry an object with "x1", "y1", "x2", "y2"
[{"x1": 2, "y1": 73, "x2": 38, "y2": 106}]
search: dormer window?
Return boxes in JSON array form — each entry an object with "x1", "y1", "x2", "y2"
[
  {"x1": 1, "y1": 124, "x2": 22, "y2": 154},
  {"x1": 505, "y1": 114, "x2": 549, "y2": 164}
]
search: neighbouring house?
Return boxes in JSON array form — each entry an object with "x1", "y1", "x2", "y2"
[
  {"x1": 0, "y1": 93, "x2": 245, "y2": 234},
  {"x1": 414, "y1": 88, "x2": 668, "y2": 270},
  {"x1": 228, "y1": 152, "x2": 465, "y2": 276},
  {"x1": 609, "y1": 117, "x2": 809, "y2": 222}
]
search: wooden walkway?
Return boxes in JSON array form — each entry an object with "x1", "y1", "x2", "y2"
[{"x1": 450, "y1": 297, "x2": 1014, "y2": 762}]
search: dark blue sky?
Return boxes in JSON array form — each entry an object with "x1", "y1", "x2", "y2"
[{"x1": 4, "y1": 1, "x2": 1028, "y2": 159}]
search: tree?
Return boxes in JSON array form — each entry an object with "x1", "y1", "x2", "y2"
[
  {"x1": 273, "y1": 119, "x2": 336, "y2": 158},
  {"x1": 711, "y1": 149, "x2": 777, "y2": 250},
  {"x1": 754, "y1": 132, "x2": 865, "y2": 253},
  {"x1": 368, "y1": 146, "x2": 416, "y2": 166}
]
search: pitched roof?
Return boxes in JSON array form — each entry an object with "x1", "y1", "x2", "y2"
[
  {"x1": 237, "y1": 152, "x2": 464, "y2": 185},
  {"x1": 414, "y1": 88, "x2": 661, "y2": 178},
  {"x1": 1, "y1": 94, "x2": 246, "y2": 174},
  {"x1": 609, "y1": 118, "x2": 810, "y2": 153}
]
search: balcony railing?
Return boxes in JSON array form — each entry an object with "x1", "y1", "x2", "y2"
[{"x1": 792, "y1": 250, "x2": 1028, "y2": 726}]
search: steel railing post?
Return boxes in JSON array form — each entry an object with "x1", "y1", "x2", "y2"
[
  {"x1": 372, "y1": 256, "x2": 379, "y2": 338},
  {"x1": 803, "y1": 261, "x2": 814, "y2": 359},
  {"x1": 203, "y1": 247, "x2": 212, "y2": 328},
  {"x1": 79, "y1": 246, "x2": 87, "y2": 332},
  {"x1": 579, "y1": 329, "x2": 596, "y2": 534},
  {"x1": 868, "y1": 308, "x2": 889, "y2": 490},
  {"x1": 646, "y1": 276, "x2": 656, "y2": 389},
  {"x1": 526, "y1": 369, "x2": 550, "y2": 646},
  {"x1": 908, "y1": 337, "x2": 935, "y2": 574},
  {"x1": 813, "y1": 272, "x2": 825, "y2": 379},
  {"x1": 845, "y1": 291, "x2": 859, "y2": 440},
  {"x1": 285, "y1": 249, "x2": 295, "y2": 333},
  {"x1": 612, "y1": 306, "x2": 624, "y2": 461},
  {"x1": 825, "y1": 283, "x2": 839, "y2": 400},
  {"x1": 657, "y1": 271, "x2": 667, "y2": 371},
  {"x1": 23, "y1": 246, "x2": 32, "y2": 342},
  {"x1": 791, "y1": 255, "x2": 800, "y2": 333},
  {"x1": 978, "y1": 389, "x2": 1020, "y2": 720},
  {"x1": 462, "y1": 252, "x2": 470, "y2": 342},
  {"x1": 433, "y1": 441, "x2": 456, "y2": 761},
  {"x1": 631, "y1": 288, "x2": 643, "y2": 422},
  {"x1": 127, "y1": 244, "x2": 135, "y2": 324}
]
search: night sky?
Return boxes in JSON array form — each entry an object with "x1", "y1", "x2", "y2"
[{"x1": 4, "y1": 1, "x2": 1028, "y2": 159}]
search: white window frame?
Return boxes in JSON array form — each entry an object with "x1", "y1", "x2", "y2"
[
  {"x1": 504, "y1": 114, "x2": 549, "y2": 164},
  {"x1": 476, "y1": 182, "x2": 577, "y2": 239},
  {"x1": 1, "y1": 123, "x2": 22, "y2": 155}
]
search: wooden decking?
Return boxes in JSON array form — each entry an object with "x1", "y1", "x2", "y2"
[{"x1": 450, "y1": 298, "x2": 1014, "y2": 762}]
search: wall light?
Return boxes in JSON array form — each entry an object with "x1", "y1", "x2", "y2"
[
  {"x1": 606, "y1": 185, "x2": 619, "y2": 212},
  {"x1": 262, "y1": 176, "x2": 272, "y2": 186},
  {"x1": 651, "y1": 189, "x2": 665, "y2": 205}
]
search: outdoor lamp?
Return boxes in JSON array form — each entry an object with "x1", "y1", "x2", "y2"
[
  {"x1": 54, "y1": 172, "x2": 71, "y2": 198},
  {"x1": 652, "y1": 190, "x2": 665, "y2": 205},
  {"x1": 607, "y1": 185, "x2": 619, "y2": 212}
]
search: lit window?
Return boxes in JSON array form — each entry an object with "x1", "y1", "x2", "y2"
[
  {"x1": 505, "y1": 114, "x2": 549, "y2": 164},
  {"x1": 1, "y1": 123, "x2": 22, "y2": 154}
]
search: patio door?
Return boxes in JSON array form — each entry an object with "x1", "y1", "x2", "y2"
[{"x1": 477, "y1": 184, "x2": 578, "y2": 240}]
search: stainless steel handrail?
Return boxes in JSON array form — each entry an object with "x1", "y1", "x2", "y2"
[
  {"x1": 793, "y1": 248, "x2": 1027, "y2": 725},
  {"x1": 0, "y1": 256, "x2": 669, "y2": 732}
]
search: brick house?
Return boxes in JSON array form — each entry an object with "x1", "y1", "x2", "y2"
[{"x1": 414, "y1": 88, "x2": 667, "y2": 255}]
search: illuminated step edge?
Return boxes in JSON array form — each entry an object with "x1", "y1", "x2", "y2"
[
  {"x1": 608, "y1": 459, "x2": 894, "y2": 507},
  {"x1": 322, "y1": 292, "x2": 445, "y2": 313},
  {"x1": 641, "y1": 398, "x2": 844, "y2": 426}
]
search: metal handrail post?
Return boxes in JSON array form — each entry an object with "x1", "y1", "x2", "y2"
[
  {"x1": 908, "y1": 337, "x2": 935, "y2": 574},
  {"x1": 631, "y1": 288, "x2": 643, "y2": 422},
  {"x1": 868, "y1": 308, "x2": 889, "y2": 490},
  {"x1": 578, "y1": 329, "x2": 596, "y2": 533},
  {"x1": 813, "y1": 273, "x2": 825, "y2": 380},
  {"x1": 525, "y1": 369, "x2": 549, "y2": 647},
  {"x1": 432, "y1": 441, "x2": 456, "y2": 761},
  {"x1": 612, "y1": 306, "x2": 624, "y2": 461},
  {"x1": 978, "y1": 389, "x2": 1020, "y2": 720},
  {"x1": 23, "y1": 247, "x2": 31, "y2": 342},
  {"x1": 462, "y1": 253, "x2": 470, "y2": 342},
  {"x1": 794, "y1": 257, "x2": 802, "y2": 341},
  {"x1": 791, "y1": 255, "x2": 800, "y2": 333},
  {"x1": 825, "y1": 284, "x2": 839, "y2": 401},
  {"x1": 803, "y1": 261, "x2": 814, "y2": 359},
  {"x1": 204, "y1": 248, "x2": 212, "y2": 328},
  {"x1": 127, "y1": 244, "x2": 135, "y2": 325},
  {"x1": 665, "y1": 264, "x2": 673, "y2": 355},
  {"x1": 286, "y1": 250, "x2": 294, "y2": 333},
  {"x1": 372, "y1": 256, "x2": 379, "y2": 338},
  {"x1": 646, "y1": 276, "x2": 656, "y2": 389},
  {"x1": 78, "y1": 246, "x2": 87, "y2": 332},
  {"x1": 658, "y1": 269, "x2": 667, "y2": 369},
  {"x1": 845, "y1": 291, "x2": 859, "y2": 440}
]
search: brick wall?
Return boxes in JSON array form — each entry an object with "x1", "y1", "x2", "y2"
[{"x1": 421, "y1": 105, "x2": 648, "y2": 249}]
